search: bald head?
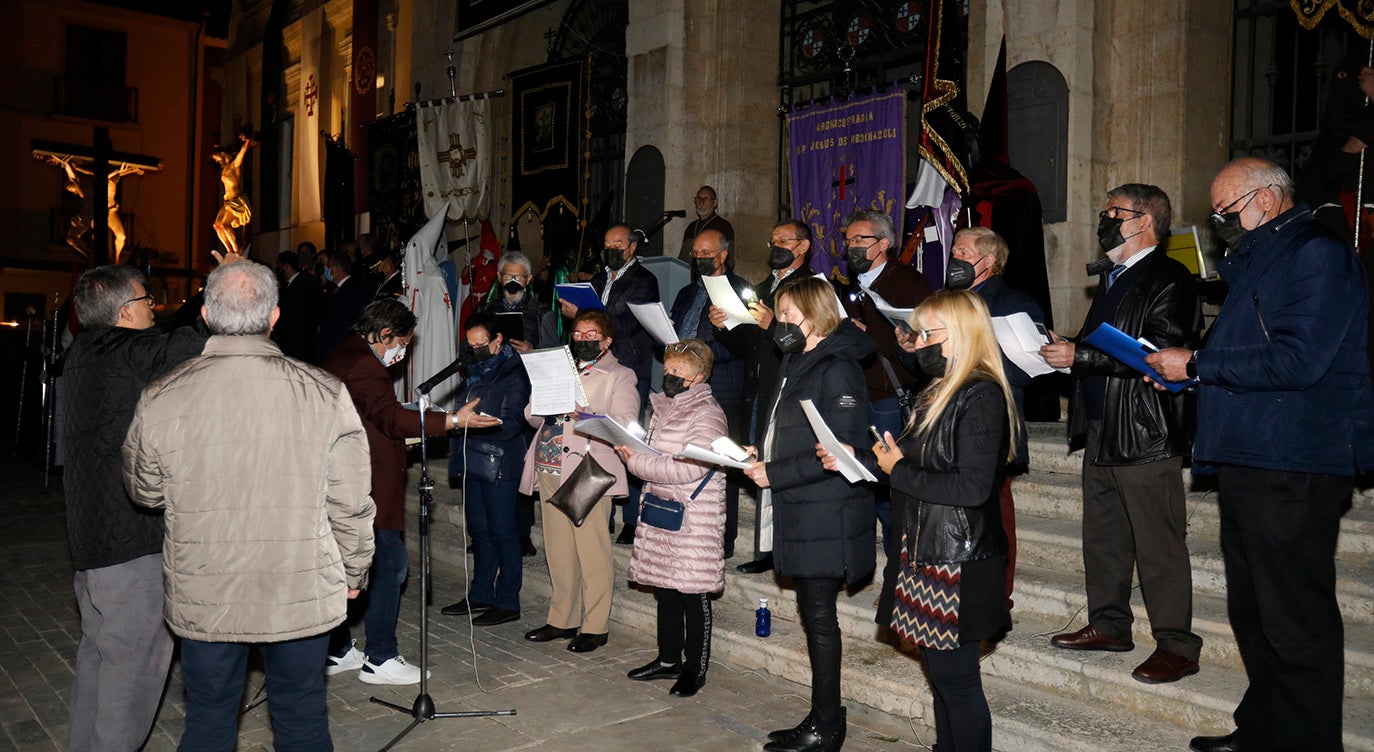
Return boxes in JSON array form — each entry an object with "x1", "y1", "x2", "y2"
[
  {"x1": 1211, "y1": 157, "x2": 1295, "y2": 233},
  {"x1": 691, "y1": 229, "x2": 730, "y2": 276}
]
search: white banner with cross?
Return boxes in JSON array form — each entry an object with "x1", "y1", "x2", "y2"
[{"x1": 416, "y1": 96, "x2": 492, "y2": 222}]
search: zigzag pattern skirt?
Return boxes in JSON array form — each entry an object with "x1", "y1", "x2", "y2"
[{"x1": 890, "y1": 535, "x2": 962, "y2": 650}]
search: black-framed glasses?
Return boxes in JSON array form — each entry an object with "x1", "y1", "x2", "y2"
[
  {"x1": 1098, "y1": 206, "x2": 1146, "y2": 221},
  {"x1": 124, "y1": 293, "x2": 154, "y2": 306},
  {"x1": 469, "y1": 339, "x2": 492, "y2": 350},
  {"x1": 916, "y1": 326, "x2": 947, "y2": 341},
  {"x1": 845, "y1": 234, "x2": 880, "y2": 245},
  {"x1": 1210, "y1": 185, "x2": 1272, "y2": 222},
  {"x1": 767, "y1": 238, "x2": 804, "y2": 248}
]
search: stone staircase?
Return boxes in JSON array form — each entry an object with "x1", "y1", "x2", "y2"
[{"x1": 415, "y1": 421, "x2": 1374, "y2": 751}]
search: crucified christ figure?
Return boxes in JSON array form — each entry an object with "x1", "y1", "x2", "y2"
[
  {"x1": 45, "y1": 155, "x2": 149, "y2": 263},
  {"x1": 212, "y1": 133, "x2": 256, "y2": 256}
]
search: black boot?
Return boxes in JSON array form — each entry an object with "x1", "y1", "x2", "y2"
[
  {"x1": 767, "y1": 710, "x2": 815, "y2": 742},
  {"x1": 763, "y1": 708, "x2": 845, "y2": 752}
]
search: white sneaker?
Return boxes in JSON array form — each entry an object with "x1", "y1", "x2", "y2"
[
  {"x1": 358, "y1": 655, "x2": 430, "y2": 685},
  {"x1": 325, "y1": 641, "x2": 365, "y2": 676}
]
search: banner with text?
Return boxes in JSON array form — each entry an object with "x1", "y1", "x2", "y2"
[
  {"x1": 416, "y1": 96, "x2": 492, "y2": 221},
  {"x1": 788, "y1": 90, "x2": 906, "y2": 281}
]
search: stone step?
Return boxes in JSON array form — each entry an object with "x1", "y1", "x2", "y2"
[{"x1": 1011, "y1": 470, "x2": 1374, "y2": 557}]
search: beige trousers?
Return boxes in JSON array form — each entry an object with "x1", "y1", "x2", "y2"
[{"x1": 538, "y1": 472, "x2": 615, "y2": 634}]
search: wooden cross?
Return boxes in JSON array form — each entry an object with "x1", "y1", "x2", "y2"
[
  {"x1": 833, "y1": 164, "x2": 856, "y2": 201},
  {"x1": 437, "y1": 133, "x2": 477, "y2": 179}
]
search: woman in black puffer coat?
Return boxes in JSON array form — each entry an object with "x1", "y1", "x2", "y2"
[{"x1": 744, "y1": 275, "x2": 875, "y2": 752}]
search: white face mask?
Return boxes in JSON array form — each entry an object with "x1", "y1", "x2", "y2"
[{"x1": 382, "y1": 343, "x2": 407, "y2": 367}]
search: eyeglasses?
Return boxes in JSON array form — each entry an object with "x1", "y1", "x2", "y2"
[
  {"x1": 498, "y1": 273, "x2": 528, "y2": 282},
  {"x1": 470, "y1": 339, "x2": 492, "y2": 350},
  {"x1": 666, "y1": 341, "x2": 706, "y2": 367},
  {"x1": 845, "y1": 234, "x2": 880, "y2": 244},
  {"x1": 916, "y1": 327, "x2": 947, "y2": 342},
  {"x1": 768, "y1": 238, "x2": 803, "y2": 248},
  {"x1": 1210, "y1": 185, "x2": 1274, "y2": 222},
  {"x1": 124, "y1": 293, "x2": 154, "y2": 306},
  {"x1": 1098, "y1": 206, "x2": 1146, "y2": 221},
  {"x1": 694, "y1": 195, "x2": 714, "y2": 202},
  {"x1": 571, "y1": 331, "x2": 603, "y2": 341}
]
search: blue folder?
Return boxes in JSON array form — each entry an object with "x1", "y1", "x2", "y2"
[
  {"x1": 554, "y1": 283, "x2": 606, "y2": 311},
  {"x1": 1082, "y1": 323, "x2": 1197, "y2": 393}
]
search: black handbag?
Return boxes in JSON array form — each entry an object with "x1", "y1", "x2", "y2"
[
  {"x1": 546, "y1": 442, "x2": 615, "y2": 527},
  {"x1": 461, "y1": 439, "x2": 505, "y2": 485},
  {"x1": 639, "y1": 470, "x2": 716, "y2": 532}
]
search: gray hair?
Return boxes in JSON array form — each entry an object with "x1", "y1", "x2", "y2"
[
  {"x1": 1106, "y1": 183, "x2": 1172, "y2": 242},
  {"x1": 497, "y1": 251, "x2": 533, "y2": 276},
  {"x1": 844, "y1": 210, "x2": 897, "y2": 252},
  {"x1": 1233, "y1": 157, "x2": 1296, "y2": 203},
  {"x1": 204, "y1": 262, "x2": 279, "y2": 335},
  {"x1": 73, "y1": 265, "x2": 145, "y2": 329}
]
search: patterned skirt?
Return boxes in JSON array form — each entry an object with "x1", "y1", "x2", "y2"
[{"x1": 890, "y1": 534, "x2": 962, "y2": 650}]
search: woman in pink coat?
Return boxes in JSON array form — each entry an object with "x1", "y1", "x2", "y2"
[{"x1": 615, "y1": 339, "x2": 728, "y2": 698}]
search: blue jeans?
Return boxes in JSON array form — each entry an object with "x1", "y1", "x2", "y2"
[
  {"x1": 870, "y1": 397, "x2": 904, "y2": 551},
  {"x1": 362, "y1": 529, "x2": 408, "y2": 663},
  {"x1": 178, "y1": 634, "x2": 332, "y2": 752},
  {"x1": 464, "y1": 475, "x2": 523, "y2": 611}
]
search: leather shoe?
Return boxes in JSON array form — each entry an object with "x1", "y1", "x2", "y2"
[
  {"x1": 524, "y1": 624, "x2": 577, "y2": 642},
  {"x1": 1132, "y1": 648, "x2": 1199, "y2": 684},
  {"x1": 669, "y1": 670, "x2": 703, "y2": 697},
  {"x1": 471, "y1": 607, "x2": 520, "y2": 627},
  {"x1": 736, "y1": 554, "x2": 775, "y2": 574},
  {"x1": 1050, "y1": 624, "x2": 1134, "y2": 652},
  {"x1": 1189, "y1": 731, "x2": 1241, "y2": 752},
  {"x1": 440, "y1": 598, "x2": 492, "y2": 616},
  {"x1": 763, "y1": 710, "x2": 846, "y2": 752},
  {"x1": 615, "y1": 525, "x2": 636, "y2": 545},
  {"x1": 567, "y1": 632, "x2": 608, "y2": 653},
  {"x1": 767, "y1": 708, "x2": 844, "y2": 744},
  {"x1": 627, "y1": 659, "x2": 681, "y2": 681}
]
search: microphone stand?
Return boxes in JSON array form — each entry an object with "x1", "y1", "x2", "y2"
[{"x1": 370, "y1": 381, "x2": 515, "y2": 750}]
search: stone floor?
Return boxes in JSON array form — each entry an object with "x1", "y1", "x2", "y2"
[{"x1": 0, "y1": 453, "x2": 933, "y2": 752}]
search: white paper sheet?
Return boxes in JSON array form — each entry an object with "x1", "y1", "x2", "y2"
[
  {"x1": 677, "y1": 443, "x2": 751, "y2": 470},
  {"x1": 702, "y1": 275, "x2": 756, "y2": 330},
  {"x1": 868, "y1": 290, "x2": 915, "y2": 332},
  {"x1": 991, "y1": 312, "x2": 1067, "y2": 378},
  {"x1": 519, "y1": 346, "x2": 588, "y2": 416},
  {"x1": 799, "y1": 399, "x2": 877, "y2": 483},
  {"x1": 629, "y1": 301, "x2": 681, "y2": 346},
  {"x1": 572, "y1": 413, "x2": 660, "y2": 455}
]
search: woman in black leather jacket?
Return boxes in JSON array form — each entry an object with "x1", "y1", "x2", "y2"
[
  {"x1": 744, "y1": 276, "x2": 875, "y2": 752},
  {"x1": 833, "y1": 289, "x2": 1018, "y2": 752}
]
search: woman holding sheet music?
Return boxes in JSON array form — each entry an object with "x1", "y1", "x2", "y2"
[
  {"x1": 517, "y1": 309, "x2": 639, "y2": 654},
  {"x1": 742, "y1": 276, "x2": 875, "y2": 752},
  {"x1": 827, "y1": 289, "x2": 1017, "y2": 752},
  {"x1": 613, "y1": 339, "x2": 727, "y2": 698}
]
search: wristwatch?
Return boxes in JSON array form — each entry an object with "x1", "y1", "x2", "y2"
[{"x1": 1185, "y1": 351, "x2": 1198, "y2": 379}]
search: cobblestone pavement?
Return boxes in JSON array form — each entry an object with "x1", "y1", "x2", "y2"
[{"x1": 0, "y1": 455, "x2": 929, "y2": 752}]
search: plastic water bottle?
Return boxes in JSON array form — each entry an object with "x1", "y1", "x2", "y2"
[{"x1": 755, "y1": 597, "x2": 772, "y2": 637}]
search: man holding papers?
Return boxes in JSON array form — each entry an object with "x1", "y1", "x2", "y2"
[{"x1": 1038, "y1": 183, "x2": 1204, "y2": 685}]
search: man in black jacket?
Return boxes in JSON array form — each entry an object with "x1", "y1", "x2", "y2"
[
  {"x1": 1040, "y1": 183, "x2": 1204, "y2": 685},
  {"x1": 62, "y1": 264, "x2": 208, "y2": 751},
  {"x1": 272, "y1": 249, "x2": 322, "y2": 362}
]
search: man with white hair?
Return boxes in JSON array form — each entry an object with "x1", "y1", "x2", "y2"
[{"x1": 123, "y1": 261, "x2": 375, "y2": 751}]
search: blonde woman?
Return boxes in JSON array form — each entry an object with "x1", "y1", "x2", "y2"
[{"x1": 824, "y1": 289, "x2": 1019, "y2": 752}]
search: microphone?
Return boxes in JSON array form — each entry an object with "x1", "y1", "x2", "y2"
[
  {"x1": 1085, "y1": 258, "x2": 1114, "y2": 277},
  {"x1": 417, "y1": 353, "x2": 470, "y2": 394},
  {"x1": 664, "y1": 209, "x2": 687, "y2": 219}
]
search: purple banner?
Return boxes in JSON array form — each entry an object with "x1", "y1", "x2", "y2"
[{"x1": 788, "y1": 90, "x2": 906, "y2": 281}]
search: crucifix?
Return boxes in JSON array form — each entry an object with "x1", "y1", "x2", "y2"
[
  {"x1": 437, "y1": 133, "x2": 477, "y2": 179},
  {"x1": 833, "y1": 164, "x2": 856, "y2": 201}
]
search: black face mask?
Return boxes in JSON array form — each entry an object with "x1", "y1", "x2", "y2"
[
  {"x1": 503, "y1": 279, "x2": 525, "y2": 296},
  {"x1": 945, "y1": 258, "x2": 977, "y2": 290},
  {"x1": 1210, "y1": 212, "x2": 1247, "y2": 251},
  {"x1": 604, "y1": 248, "x2": 627, "y2": 271},
  {"x1": 1096, "y1": 215, "x2": 1127, "y2": 253},
  {"x1": 768, "y1": 245, "x2": 795, "y2": 270},
  {"x1": 471, "y1": 344, "x2": 496, "y2": 363},
  {"x1": 773, "y1": 321, "x2": 806, "y2": 354},
  {"x1": 661, "y1": 374, "x2": 692, "y2": 398},
  {"x1": 693, "y1": 256, "x2": 717, "y2": 276},
  {"x1": 847, "y1": 247, "x2": 874, "y2": 275},
  {"x1": 571, "y1": 340, "x2": 603, "y2": 363},
  {"x1": 914, "y1": 342, "x2": 948, "y2": 377}
]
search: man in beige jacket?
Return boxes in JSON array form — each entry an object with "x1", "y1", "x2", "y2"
[{"x1": 123, "y1": 261, "x2": 375, "y2": 751}]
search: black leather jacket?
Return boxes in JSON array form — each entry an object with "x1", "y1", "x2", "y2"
[
  {"x1": 876, "y1": 378, "x2": 1009, "y2": 567},
  {"x1": 1068, "y1": 249, "x2": 1203, "y2": 466}
]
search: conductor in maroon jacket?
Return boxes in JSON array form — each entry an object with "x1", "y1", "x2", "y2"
[{"x1": 321, "y1": 299, "x2": 498, "y2": 684}]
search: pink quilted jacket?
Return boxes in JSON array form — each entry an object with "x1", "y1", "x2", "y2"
[{"x1": 626, "y1": 383, "x2": 728, "y2": 594}]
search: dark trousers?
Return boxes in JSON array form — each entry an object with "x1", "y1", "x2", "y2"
[
  {"x1": 870, "y1": 397, "x2": 904, "y2": 551},
  {"x1": 719, "y1": 395, "x2": 743, "y2": 558},
  {"x1": 923, "y1": 642, "x2": 991, "y2": 752},
  {"x1": 654, "y1": 588, "x2": 713, "y2": 679},
  {"x1": 1218, "y1": 465, "x2": 1347, "y2": 752},
  {"x1": 620, "y1": 377, "x2": 652, "y2": 527},
  {"x1": 795, "y1": 577, "x2": 844, "y2": 724},
  {"x1": 1081, "y1": 421, "x2": 1202, "y2": 658},
  {"x1": 329, "y1": 528, "x2": 408, "y2": 663},
  {"x1": 179, "y1": 634, "x2": 333, "y2": 752},
  {"x1": 465, "y1": 474, "x2": 523, "y2": 611}
]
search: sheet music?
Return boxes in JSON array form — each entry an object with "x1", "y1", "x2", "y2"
[
  {"x1": 702, "y1": 276, "x2": 756, "y2": 329},
  {"x1": 572, "y1": 413, "x2": 661, "y2": 455},
  {"x1": 518, "y1": 346, "x2": 588, "y2": 415},
  {"x1": 629, "y1": 301, "x2": 681, "y2": 346},
  {"x1": 800, "y1": 399, "x2": 877, "y2": 483},
  {"x1": 677, "y1": 444, "x2": 752, "y2": 470},
  {"x1": 991, "y1": 312, "x2": 1067, "y2": 377}
]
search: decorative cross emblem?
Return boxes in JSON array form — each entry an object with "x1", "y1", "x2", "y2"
[
  {"x1": 304, "y1": 73, "x2": 319, "y2": 117},
  {"x1": 833, "y1": 164, "x2": 856, "y2": 201},
  {"x1": 437, "y1": 133, "x2": 477, "y2": 179}
]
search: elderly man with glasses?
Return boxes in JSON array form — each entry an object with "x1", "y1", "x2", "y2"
[
  {"x1": 1038, "y1": 183, "x2": 1204, "y2": 686},
  {"x1": 1147, "y1": 158, "x2": 1373, "y2": 752}
]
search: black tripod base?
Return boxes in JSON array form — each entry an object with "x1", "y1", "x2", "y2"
[{"x1": 370, "y1": 694, "x2": 516, "y2": 751}]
